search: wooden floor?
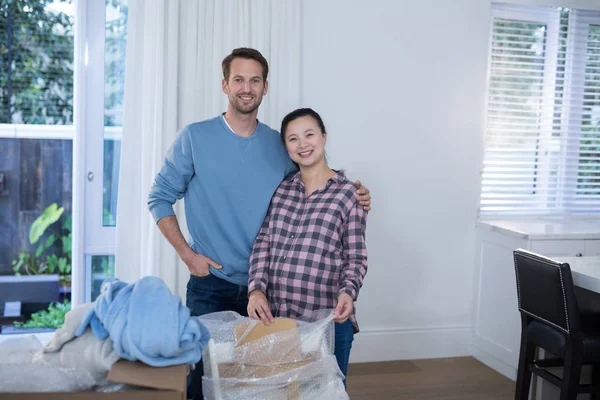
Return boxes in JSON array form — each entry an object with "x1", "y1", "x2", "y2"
[{"x1": 346, "y1": 357, "x2": 515, "y2": 399}]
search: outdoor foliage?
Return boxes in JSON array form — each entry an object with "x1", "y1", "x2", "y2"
[
  {"x1": 13, "y1": 300, "x2": 71, "y2": 329},
  {"x1": 12, "y1": 203, "x2": 72, "y2": 283}
]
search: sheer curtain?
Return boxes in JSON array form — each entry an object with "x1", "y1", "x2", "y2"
[{"x1": 115, "y1": 0, "x2": 302, "y2": 298}]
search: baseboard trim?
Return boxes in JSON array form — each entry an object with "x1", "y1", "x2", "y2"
[
  {"x1": 349, "y1": 325, "x2": 472, "y2": 363},
  {"x1": 471, "y1": 344, "x2": 517, "y2": 381}
]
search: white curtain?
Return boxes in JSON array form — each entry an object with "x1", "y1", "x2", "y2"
[{"x1": 115, "y1": 0, "x2": 302, "y2": 299}]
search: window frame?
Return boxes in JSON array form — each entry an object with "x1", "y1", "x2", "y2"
[
  {"x1": 559, "y1": 10, "x2": 600, "y2": 210},
  {"x1": 73, "y1": 0, "x2": 121, "y2": 305},
  {"x1": 480, "y1": 3, "x2": 600, "y2": 218}
]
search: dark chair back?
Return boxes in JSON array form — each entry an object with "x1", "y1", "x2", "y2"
[{"x1": 513, "y1": 249, "x2": 580, "y2": 335}]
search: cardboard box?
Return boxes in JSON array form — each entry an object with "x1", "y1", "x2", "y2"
[
  {"x1": 234, "y1": 318, "x2": 302, "y2": 368},
  {"x1": 0, "y1": 360, "x2": 188, "y2": 400},
  {"x1": 204, "y1": 318, "x2": 304, "y2": 399}
]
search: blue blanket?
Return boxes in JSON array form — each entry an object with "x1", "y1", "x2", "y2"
[{"x1": 75, "y1": 277, "x2": 209, "y2": 367}]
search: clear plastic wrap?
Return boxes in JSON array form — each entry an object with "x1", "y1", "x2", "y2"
[
  {"x1": 0, "y1": 335, "x2": 97, "y2": 393},
  {"x1": 198, "y1": 310, "x2": 349, "y2": 400},
  {"x1": 0, "y1": 336, "x2": 161, "y2": 394}
]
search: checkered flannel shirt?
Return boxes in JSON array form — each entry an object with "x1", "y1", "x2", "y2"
[{"x1": 248, "y1": 170, "x2": 368, "y2": 332}]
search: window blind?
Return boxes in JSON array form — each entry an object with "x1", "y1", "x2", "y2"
[
  {"x1": 480, "y1": 3, "x2": 600, "y2": 216},
  {"x1": 0, "y1": 1, "x2": 74, "y2": 125}
]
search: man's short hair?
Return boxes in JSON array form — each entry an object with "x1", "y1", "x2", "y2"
[{"x1": 222, "y1": 48, "x2": 269, "y2": 82}]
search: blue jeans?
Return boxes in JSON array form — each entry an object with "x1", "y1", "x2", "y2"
[
  {"x1": 186, "y1": 273, "x2": 249, "y2": 400},
  {"x1": 335, "y1": 319, "x2": 355, "y2": 387}
]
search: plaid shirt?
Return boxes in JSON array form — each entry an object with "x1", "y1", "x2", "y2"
[{"x1": 248, "y1": 170, "x2": 368, "y2": 332}]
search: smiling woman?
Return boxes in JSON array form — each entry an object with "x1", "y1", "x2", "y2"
[
  {"x1": 248, "y1": 108, "x2": 369, "y2": 385},
  {"x1": 281, "y1": 111, "x2": 328, "y2": 171}
]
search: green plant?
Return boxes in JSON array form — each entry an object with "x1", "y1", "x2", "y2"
[
  {"x1": 100, "y1": 256, "x2": 115, "y2": 276},
  {"x1": 103, "y1": 208, "x2": 116, "y2": 226},
  {"x1": 12, "y1": 203, "x2": 72, "y2": 283},
  {"x1": 13, "y1": 301, "x2": 71, "y2": 329}
]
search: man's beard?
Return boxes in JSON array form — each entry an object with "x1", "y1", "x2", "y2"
[{"x1": 229, "y1": 94, "x2": 262, "y2": 114}]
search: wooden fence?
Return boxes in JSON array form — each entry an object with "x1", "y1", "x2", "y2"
[{"x1": 0, "y1": 138, "x2": 72, "y2": 275}]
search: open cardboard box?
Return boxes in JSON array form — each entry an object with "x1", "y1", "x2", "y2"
[
  {"x1": 204, "y1": 318, "x2": 306, "y2": 400},
  {"x1": 0, "y1": 360, "x2": 189, "y2": 400}
]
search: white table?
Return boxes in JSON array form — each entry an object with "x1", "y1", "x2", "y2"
[
  {"x1": 556, "y1": 256, "x2": 600, "y2": 293},
  {"x1": 530, "y1": 256, "x2": 600, "y2": 400}
]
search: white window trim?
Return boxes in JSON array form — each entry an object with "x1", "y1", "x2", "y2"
[
  {"x1": 0, "y1": 1, "x2": 120, "y2": 307},
  {"x1": 559, "y1": 10, "x2": 600, "y2": 210},
  {"x1": 72, "y1": 0, "x2": 87, "y2": 307},
  {"x1": 73, "y1": 0, "x2": 120, "y2": 306},
  {"x1": 481, "y1": 5, "x2": 600, "y2": 218},
  {"x1": 0, "y1": 124, "x2": 121, "y2": 140},
  {"x1": 83, "y1": 0, "x2": 117, "y2": 257},
  {"x1": 500, "y1": 0, "x2": 600, "y2": 13},
  {"x1": 481, "y1": 4, "x2": 561, "y2": 217}
]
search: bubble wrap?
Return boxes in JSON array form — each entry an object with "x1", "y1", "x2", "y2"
[
  {"x1": 198, "y1": 310, "x2": 349, "y2": 400},
  {"x1": 0, "y1": 335, "x2": 97, "y2": 392}
]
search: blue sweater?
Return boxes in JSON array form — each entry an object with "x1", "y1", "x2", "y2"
[{"x1": 148, "y1": 116, "x2": 296, "y2": 286}]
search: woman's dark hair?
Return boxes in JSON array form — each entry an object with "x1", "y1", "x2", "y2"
[{"x1": 280, "y1": 108, "x2": 326, "y2": 145}]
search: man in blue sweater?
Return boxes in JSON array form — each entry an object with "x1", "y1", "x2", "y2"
[{"x1": 148, "y1": 48, "x2": 370, "y2": 399}]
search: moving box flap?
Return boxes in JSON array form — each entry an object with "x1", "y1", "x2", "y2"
[
  {"x1": 234, "y1": 318, "x2": 302, "y2": 366},
  {"x1": 107, "y1": 360, "x2": 188, "y2": 392},
  {"x1": 234, "y1": 318, "x2": 297, "y2": 346}
]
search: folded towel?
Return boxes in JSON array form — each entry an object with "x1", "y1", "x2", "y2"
[{"x1": 76, "y1": 276, "x2": 210, "y2": 367}]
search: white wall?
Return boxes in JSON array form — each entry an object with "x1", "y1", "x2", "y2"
[
  {"x1": 301, "y1": 0, "x2": 491, "y2": 362},
  {"x1": 501, "y1": 0, "x2": 600, "y2": 11}
]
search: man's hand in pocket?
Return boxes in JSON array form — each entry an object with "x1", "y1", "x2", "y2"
[{"x1": 182, "y1": 250, "x2": 222, "y2": 277}]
